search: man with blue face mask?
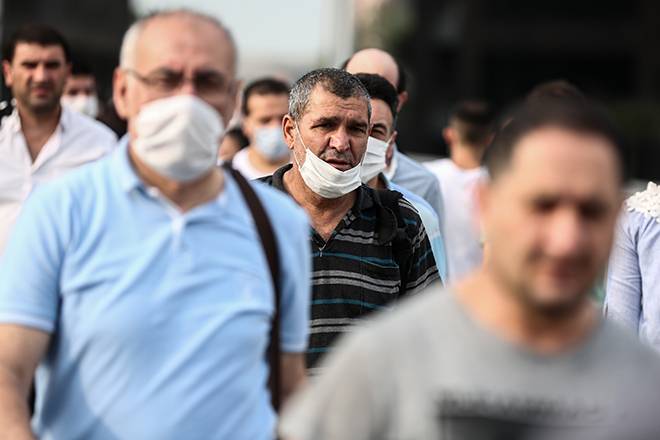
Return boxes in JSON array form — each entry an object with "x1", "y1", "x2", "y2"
[
  {"x1": 260, "y1": 68, "x2": 440, "y2": 372},
  {"x1": 232, "y1": 77, "x2": 291, "y2": 179},
  {"x1": 0, "y1": 10, "x2": 310, "y2": 439}
]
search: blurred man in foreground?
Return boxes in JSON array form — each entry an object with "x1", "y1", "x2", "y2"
[
  {"x1": 0, "y1": 10, "x2": 309, "y2": 439},
  {"x1": 280, "y1": 98, "x2": 660, "y2": 439}
]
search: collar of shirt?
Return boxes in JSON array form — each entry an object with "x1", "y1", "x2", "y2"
[
  {"x1": 6, "y1": 105, "x2": 71, "y2": 134},
  {"x1": 111, "y1": 138, "x2": 144, "y2": 193},
  {"x1": 266, "y1": 163, "x2": 402, "y2": 249}
]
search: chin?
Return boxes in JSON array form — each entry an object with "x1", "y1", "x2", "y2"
[{"x1": 525, "y1": 283, "x2": 591, "y2": 317}]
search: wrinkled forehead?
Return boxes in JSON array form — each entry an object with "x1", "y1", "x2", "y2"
[
  {"x1": 303, "y1": 86, "x2": 370, "y2": 122},
  {"x1": 134, "y1": 16, "x2": 236, "y2": 76}
]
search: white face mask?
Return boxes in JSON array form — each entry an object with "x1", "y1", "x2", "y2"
[
  {"x1": 383, "y1": 143, "x2": 398, "y2": 181},
  {"x1": 294, "y1": 124, "x2": 363, "y2": 199},
  {"x1": 360, "y1": 135, "x2": 392, "y2": 183},
  {"x1": 132, "y1": 94, "x2": 224, "y2": 182},
  {"x1": 61, "y1": 94, "x2": 99, "y2": 118},
  {"x1": 254, "y1": 126, "x2": 290, "y2": 161}
]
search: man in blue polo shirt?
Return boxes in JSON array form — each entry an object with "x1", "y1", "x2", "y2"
[{"x1": 0, "y1": 10, "x2": 310, "y2": 440}]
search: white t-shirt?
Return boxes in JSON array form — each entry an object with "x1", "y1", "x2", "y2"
[
  {"x1": 424, "y1": 158, "x2": 487, "y2": 281},
  {"x1": 0, "y1": 107, "x2": 116, "y2": 254},
  {"x1": 231, "y1": 147, "x2": 287, "y2": 180}
]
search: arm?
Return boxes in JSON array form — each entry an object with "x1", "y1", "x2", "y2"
[
  {"x1": 604, "y1": 213, "x2": 642, "y2": 333},
  {"x1": 280, "y1": 353, "x2": 306, "y2": 405},
  {"x1": 399, "y1": 201, "x2": 440, "y2": 296},
  {"x1": 0, "y1": 325, "x2": 50, "y2": 440}
]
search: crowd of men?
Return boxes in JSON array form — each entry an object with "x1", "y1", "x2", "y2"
[{"x1": 0, "y1": 8, "x2": 659, "y2": 440}]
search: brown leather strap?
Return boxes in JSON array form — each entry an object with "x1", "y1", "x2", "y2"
[{"x1": 223, "y1": 164, "x2": 282, "y2": 412}]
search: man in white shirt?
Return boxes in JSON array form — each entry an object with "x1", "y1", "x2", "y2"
[
  {"x1": 425, "y1": 100, "x2": 493, "y2": 281},
  {"x1": 0, "y1": 24, "x2": 116, "y2": 253},
  {"x1": 231, "y1": 77, "x2": 291, "y2": 179}
]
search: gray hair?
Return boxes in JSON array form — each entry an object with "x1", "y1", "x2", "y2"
[
  {"x1": 119, "y1": 9, "x2": 236, "y2": 70},
  {"x1": 289, "y1": 68, "x2": 371, "y2": 122}
]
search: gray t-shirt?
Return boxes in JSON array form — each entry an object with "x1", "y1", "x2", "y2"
[{"x1": 280, "y1": 289, "x2": 660, "y2": 440}]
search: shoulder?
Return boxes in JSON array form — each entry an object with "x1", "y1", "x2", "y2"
[
  {"x1": 397, "y1": 151, "x2": 439, "y2": 181},
  {"x1": 64, "y1": 108, "x2": 117, "y2": 148},
  {"x1": 625, "y1": 182, "x2": 660, "y2": 222},
  {"x1": 249, "y1": 178, "x2": 308, "y2": 231},
  {"x1": 352, "y1": 287, "x2": 455, "y2": 348},
  {"x1": 423, "y1": 158, "x2": 452, "y2": 174}
]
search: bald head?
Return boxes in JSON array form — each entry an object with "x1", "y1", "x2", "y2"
[
  {"x1": 344, "y1": 48, "x2": 408, "y2": 110},
  {"x1": 345, "y1": 48, "x2": 398, "y2": 90},
  {"x1": 120, "y1": 10, "x2": 237, "y2": 72}
]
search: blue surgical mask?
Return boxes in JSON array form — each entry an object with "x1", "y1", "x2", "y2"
[{"x1": 253, "y1": 126, "x2": 290, "y2": 161}]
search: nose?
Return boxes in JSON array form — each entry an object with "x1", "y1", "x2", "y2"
[
  {"x1": 328, "y1": 127, "x2": 351, "y2": 153},
  {"x1": 33, "y1": 63, "x2": 48, "y2": 82},
  {"x1": 545, "y1": 208, "x2": 586, "y2": 258},
  {"x1": 178, "y1": 77, "x2": 197, "y2": 96}
]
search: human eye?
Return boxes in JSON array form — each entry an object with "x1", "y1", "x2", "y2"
[
  {"x1": 45, "y1": 61, "x2": 62, "y2": 69},
  {"x1": 194, "y1": 71, "x2": 227, "y2": 94},
  {"x1": 21, "y1": 61, "x2": 38, "y2": 69},
  {"x1": 579, "y1": 200, "x2": 608, "y2": 221},
  {"x1": 530, "y1": 196, "x2": 558, "y2": 214},
  {"x1": 148, "y1": 70, "x2": 182, "y2": 91}
]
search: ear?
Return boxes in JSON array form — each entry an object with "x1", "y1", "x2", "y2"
[
  {"x1": 282, "y1": 114, "x2": 297, "y2": 149},
  {"x1": 443, "y1": 127, "x2": 455, "y2": 147},
  {"x1": 2, "y1": 60, "x2": 13, "y2": 87},
  {"x1": 397, "y1": 91, "x2": 409, "y2": 111},
  {"x1": 385, "y1": 130, "x2": 397, "y2": 166},
  {"x1": 389, "y1": 129, "x2": 398, "y2": 147},
  {"x1": 112, "y1": 67, "x2": 129, "y2": 119},
  {"x1": 242, "y1": 113, "x2": 255, "y2": 141}
]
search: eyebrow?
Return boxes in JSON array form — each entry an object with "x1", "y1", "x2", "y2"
[{"x1": 311, "y1": 116, "x2": 340, "y2": 126}]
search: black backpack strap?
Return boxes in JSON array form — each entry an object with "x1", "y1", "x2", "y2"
[
  {"x1": 223, "y1": 164, "x2": 282, "y2": 412},
  {"x1": 373, "y1": 189, "x2": 414, "y2": 294}
]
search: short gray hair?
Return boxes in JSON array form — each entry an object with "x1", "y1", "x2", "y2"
[
  {"x1": 119, "y1": 9, "x2": 236, "y2": 70},
  {"x1": 289, "y1": 68, "x2": 371, "y2": 122}
]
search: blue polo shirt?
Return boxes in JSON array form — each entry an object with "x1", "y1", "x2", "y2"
[{"x1": 0, "y1": 144, "x2": 310, "y2": 439}]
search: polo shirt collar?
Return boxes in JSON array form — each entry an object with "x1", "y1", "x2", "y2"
[{"x1": 111, "y1": 136, "x2": 143, "y2": 193}]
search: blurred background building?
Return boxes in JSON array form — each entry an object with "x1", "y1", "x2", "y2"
[{"x1": 1, "y1": 0, "x2": 659, "y2": 182}]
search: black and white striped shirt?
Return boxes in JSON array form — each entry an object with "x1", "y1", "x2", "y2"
[{"x1": 261, "y1": 164, "x2": 439, "y2": 369}]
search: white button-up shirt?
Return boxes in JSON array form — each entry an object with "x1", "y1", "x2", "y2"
[{"x1": 0, "y1": 106, "x2": 116, "y2": 253}]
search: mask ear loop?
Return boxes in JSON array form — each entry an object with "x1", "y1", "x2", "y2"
[{"x1": 292, "y1": 123, "x2": 307, "y2": 169}]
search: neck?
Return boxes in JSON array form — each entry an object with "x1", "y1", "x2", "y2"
[
  {"x1": 282, "y1": 164, "x2": 356, "y2": 240},
  {"x1": 367, "y1": 174, "x2": 387, "y2": 190},
  {"x1": 247, "y1": 146, "x2": 290, "y2": 173},
  {"x1": 128, "y1": 146, "x2": 223, "y2": 212},
  {"x1": 454, "y1": 268, "x2": 597, "y2": 355},
  {"x1": 449, "y1": 144, "x2": 485, "y2": 170},
  {"x1": 18, "y1": 104, "x2": 61, "y2": 161}
]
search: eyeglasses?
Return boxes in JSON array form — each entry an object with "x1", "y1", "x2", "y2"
[{"x1": 124, "y1": 68, "x2": 231, "y2": 96}]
